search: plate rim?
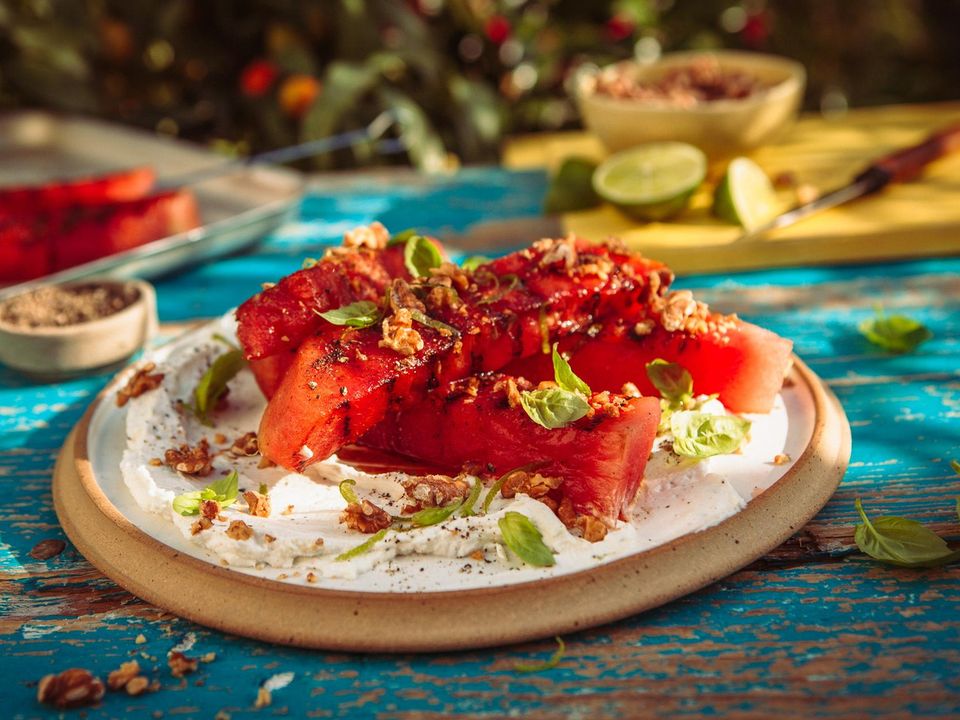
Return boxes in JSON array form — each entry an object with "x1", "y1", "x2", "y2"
[{"x1": 54, "y1": 355, "x2": 850, "y2": 652}]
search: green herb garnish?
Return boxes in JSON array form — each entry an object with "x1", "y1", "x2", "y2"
[
  {"x1": 498, "y1": 511, "x2": 556, "y2": 567},
  {"x1": 302, "y1": 257, "x2": 319, "y2": 269},
  {"x1": 172, "y1": 471, "x2": 240, "y2": 516},
  {"x1": 670, "y1": 411, "x2": 751, "y2": 459},
  {"x1": 192, "y1": 348, "x2": 247, "y2": 426},
  {"x1": 514, "y1": 636, "x2": 566, "y2": 673},
  {"x1": 403, "y1": 235, "x2": 443, "y2": 277},
  {"x1": 461, "y1": 255, "x2": 490, "y2": 271},
  {"x1": 854, "y1": 498, "x2": 960, "y2": 568},
  {"x1": 859, "y1": 305, "x2": 932, "y2": 353},
  {"x1": 387, "y1": 228, "x2": 418, "y2": 246},
  {"x1": 318, "y1": 300, "x2": 382, "y2": 329},
  {"x1": 460, "y1": 477, "x2": 483, "y2": 517},
  {"x1": 339, "y1": 479, "x2": 359, "y2": 505},
  {"x1": 410, "y1": 308, "x2": 460, "y2": 337},
  {"x1": 646, "y1": 359, "x2": 693, "y2": 406},
  {"x1": 409, "y1": 498, "x2": 464, "y2": 527},
  {"x1": 482, "y1": 463, "x2": 545, "y2": 514},
  {"x1": 520, "y1": 345, "x2": 591, "y2": 430},
  {"x1": 258, "y1": 483, "x2": 269, "y2": 495},
  {"x1": 335, "y1": 528, "x2": 389, "y2": 561}
]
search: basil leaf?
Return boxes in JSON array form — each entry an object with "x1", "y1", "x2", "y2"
[
  {"x1": 498, "y1": 511, "x2": 556, "y2": 567},
  {"x1": 671, "y1": 411, "x2": 750, "y2": 458},
  {"x1": 460, "y1": 477, "x2": 483, "y2": 517},
  {"x1": 551, "y1": 343, "x2": 591, "y2": 396},
  {"x1": 339, "y1": 479, "x2": 359, "y2": 505},
  {"x1": 461, "y1": 255, "x2": 490, "y2": 271},
  {"x1": 403, "y1": 235, "x2": 443, "y2": 277},
  {"x1": 207, "y1": 471, "x2": 239, "y2": 508},
  {"x1": 859, "y1": 306, "x2": 932, "y2": 353},
  {"x1": 854, "y1": 498, "x2": 960, "y2": 567},
  {"x1": 194, "y1": 348, "x2": 247, "y2": 426},
  {"x1": 302, "y1": 257, "x2": 319, "y2": 269},
  {"x1": 318, "y1": 300, "x2": 381, "y2": 329},
  {"x1": 172, "y1": 491, "x2": 202, "y2": 516},
  {"x1": 646, "y1": 359, "x2": 693, "y2": 405},
  {"x1": 410, "y1": 308, "x2": 460, "y2": 337},
  {"x1": 520, "y1": 388, "x2": 590, "y2": 430},
  {"x1": 514, "y1": 636, "x2": 566, "y2": 673},
  {"x1": 410, "y1": 498, "x2": 464, "y2": 527},
  {"x1": 387, "y1": 228, "x2": 418, "y2": 247},
  {"x1": 335, "y1": 528, "x2": 389, "y2": 561}
]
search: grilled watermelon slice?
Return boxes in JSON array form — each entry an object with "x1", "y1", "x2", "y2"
[
  {"x1": 507, "y1": 315, "x2": 792, "y2": 414},
  {"x1": 0, "y1": 167, "x2": 155, "y2": 212},
  {"x1": 362, "y1": 374, "x2": 660, "y2": 522},
  {"x1": 257, "y1": 238, "x2": 669, "y2": 470}
]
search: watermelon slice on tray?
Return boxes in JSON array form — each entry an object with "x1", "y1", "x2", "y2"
[{"x1": 0, "y1": 167, "x2": 155, "y2": 213}]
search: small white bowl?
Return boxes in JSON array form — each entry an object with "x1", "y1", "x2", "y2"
[
  {"x1": 0, "y1": 279, "x2": 158, "y2": 379},
  {"x1": 576, "y1": 50, "x2": 806, "y2": 158}
]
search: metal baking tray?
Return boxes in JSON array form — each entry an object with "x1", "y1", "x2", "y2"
[{"x1": 0, "y1": 111, "x2": 304, "y2": 299}]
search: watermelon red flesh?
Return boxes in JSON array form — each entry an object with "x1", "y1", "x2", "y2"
[
  {"x1": 505, "y1": 319, "x2": 793, "y2": 414},
  {"x1": 236, "y1": 243, "x2": 415, "y2": 363},
  {"x1": 0, "y1": 218, "x2": 52, "y2": 281},
  {"x1": 257, "y1": 239, "x2": 668, "y2": 470},
  {"x1": 0, "y1": 167, "x2": 155, "y2": 213},
  {"x1": 361, "y1": 375, "x2": 661, "y2": 522}
]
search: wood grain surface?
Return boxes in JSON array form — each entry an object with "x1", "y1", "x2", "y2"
[{"x1": 3, "y1": 167, "x2": 960, "y2": 718}]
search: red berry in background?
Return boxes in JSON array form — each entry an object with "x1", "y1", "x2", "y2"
[
  {"x1": 605, "y1": 14, "x2": 635, "y2": 42},
  {"x1": 485, "y1": 15, "x2": 511, "y2": 45},
  {"x1": 279, "y1": 74, "x2": 321, "y2": 118},
  {"x1": 741, "y1": 12, "x2": 770, "y2": 48},
  {"x1": 240, "y1": 60, "x2": 279, "y2": 98}
]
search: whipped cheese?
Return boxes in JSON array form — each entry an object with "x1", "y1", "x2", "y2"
[{"x1": 110, "y1": 314, "x2": 805, "y2": 593}]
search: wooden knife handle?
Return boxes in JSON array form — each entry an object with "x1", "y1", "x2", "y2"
[{"x1": 856, "y1": 123, "x2": 960, "y2": 189}]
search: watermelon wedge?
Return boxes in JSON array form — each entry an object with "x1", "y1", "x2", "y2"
[
  {"x1": 257, "y1": 238, "x2": 668, "y2": 470},
  {"x1": 0, "y1": 167, "x2": 155, "y2": 213},
  {"x1": 362, "y1": 374, "x2": 661, "y2": 522}
]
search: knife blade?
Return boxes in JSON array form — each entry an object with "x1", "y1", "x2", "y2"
[{"x1": 740, "y1": 121, "x2": 960, "y2": 241}]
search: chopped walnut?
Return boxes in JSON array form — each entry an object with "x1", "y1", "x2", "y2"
[
  {"x1": 556, "y1": 497, "x2": 608, "y2": 543},
  {"x1": 402, "y1": 474, "x2": 470, "y2": 512},
  {"x1": 660, "y1": 290, "x2": 699, "y2": 332},
  {"x1": 306, "y1": 572, "x2": 317, "y2": 583},
  {"x1": 168, "y1": 651, "x2": 198, "y2": 678},
  {"x1": 164, "y1": 439, "x2": 214, "y2": 476},
  {"x1": 37, "y1": 669, "x2": 105, "y2": 709},
  {"x1": 633, "y1": 319, "x2": 655, "y2": 336},
  {"x1": 125, "y1": 676, "x2": 150, "y2": 696},
  {"x1": 116, "y1": 362, "x2": 164, "y2": 407},
  {"x1": 621, "y1": 382, "x2": 641, "y2": 398},
  {"x1": 342, "y1": 222, "x2": 389, "y2": 250},
  {"x1": 254, "y1": 686, "x2": 272, "y2": 709},
  {"x1": 773, "y1": 453, "x2": 792, "y2": 466},
  {"x1": 107, "y1": 661, "x2": 140, "y2": 691},
  {"x1": 379, "y1": 307, "x2": 424, "y2": 356},
  {"x1": 493, "y1": 376, "x2": 530, "y2": 409},
  {"x1": 243, "y1": 490, "x2": 271, "y2": 518},
  {"x1": 340, "y1": 499, "x2": 392, "y2": 534},
  {"x1": 191, "y1": 517, "x2": 213, "y2": 535},
  {"x1": 537, "y1": 235, "x2": 577, "y2": 270},
  {"x1": 500, "y1": 471, "x2": 562, "y2": 500},
  {"x1": 230, "y1": 431, "x2": 259, "y2": 457},
  {"x1": 226, "y1": 520, "x2": 254, "y2": 541},
  {"x1": 200, "y1": 499, "x2": 220, "y2": 520}
]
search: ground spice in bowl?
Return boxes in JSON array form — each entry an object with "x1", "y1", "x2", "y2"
[{"x1": 0, "y1": 282, "x2": 140, "y2": 329}]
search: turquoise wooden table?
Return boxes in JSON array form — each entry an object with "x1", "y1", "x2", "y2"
[{"x1": 3, "y1": 168, "x2": 960, "y2": 719}]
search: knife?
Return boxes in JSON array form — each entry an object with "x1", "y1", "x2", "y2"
[{"x1": 740, "y1": 122, "x2": 960, "y2": 240}]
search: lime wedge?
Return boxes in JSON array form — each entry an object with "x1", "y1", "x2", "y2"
[
  {"x1": 712, "y1": 157, "x2": 779, "y2": 231},
  {"x1": 593, "y1": 142, "x2": 707, "y2": 221},
  {"x1": 544, "y1": 157, "x2": 601, "y2": 214}
]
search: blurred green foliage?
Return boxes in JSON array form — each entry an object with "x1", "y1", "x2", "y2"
[{"x1": 0, "y1": 0, "x2": 957, "y2": 169}]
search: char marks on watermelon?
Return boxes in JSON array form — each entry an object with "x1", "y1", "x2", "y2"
[
  {"x1": 362, "y1": 373, "x2": 661, "y2": 522},
  {"x1": 257, "y1": 237, "x2": 669, "y2": 471}
]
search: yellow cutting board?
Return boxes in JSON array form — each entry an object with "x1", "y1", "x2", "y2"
[{"x1": 503, "y1": 102, "x2": 960, "y2": 273}]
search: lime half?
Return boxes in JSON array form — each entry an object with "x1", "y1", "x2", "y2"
[
  {"x1": 712, "y1": 157, "x2": 779, "y2": 231},
  {"x1": 593, "y1": 142, "x2": 707, "y2": 221}
]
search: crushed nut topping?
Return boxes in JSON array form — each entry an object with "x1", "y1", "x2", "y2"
[
  {"x1": 402, "y1": 474, "x2": 470, "y2": 512},
  {"x1": 226, "y1": 520, "x2": 254, "y2": 541},
  {"x1": 342, "y1": 222, "x2": 389, "y2": 250},
  {"x1": 254, "y1": 686, "x2": 272, "y2": 709},
  {"x1": 340, "y1": 499, "x2": 392, "y2": 534},
  {"x1": 125, "y1": 676, "x2": 150, "y2": 696},
  {"x1": 500, "y1": 471, "x2": 562, "y2": 500},
  {"x1": 168, "y1": 651, "x2": 198, "y2": 678},
  {"x1": 537, "y1": 235, "x2": 577, "y2": 270},
  {"x1": 107, "y1": 661, "x2": 141, "y2": 691},
  {"x1": 493, "y1": 375, "x2": 530, "y2": 409},
  {"x1": 773, "y1": 453, "x2": 792, "y2": 466},
  {"x1": 428, "y1": 261, "x2": 471, "y2": 292},
  {"x1": 190, "y1": 517, "x2": 213, "y2": 535},
  {"x1": 37, "y1": 668, "x2": 105, "y2": 709},
  {"x1": 243, "y1": 490, "x2": 271, "y2": 518},
  {"x1": 200, "y1": 499, "x2": 220, "y2": 520},
  {"x1": 621, "y1": 382, "x2": 641, "y2": 398},
  {"x1": 116, "y1": 362, "x2": 164, "y2": 407},
  {"x1": 165, "y1": 439, "x2": 214, "y2": 476},
  {"x1": 556, "y1": 497, "x2": 609, "y2": 543},
  {"x1": 656, "y1": 289, "x2": 737, "y2": 337},
  {"x1": 230, "y1": 432, "x2": 259, "y2": 456},
  {"x1": 379, "y1": 307, "x2": 424, "y2": 356},
  {"x1": 633, "y1": 319, "x2": 655, "y2": 336}
]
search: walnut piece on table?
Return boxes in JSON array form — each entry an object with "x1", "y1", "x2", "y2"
[
  {"x1": 168, "y1": 651, "x2": 198, "y2": 678},
  {"x1": 37, "y1": 668, "x2": 105, "y2": 709},
  {"x1": 107, "y1": 660, "x2": 141, "y2": 691}
]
